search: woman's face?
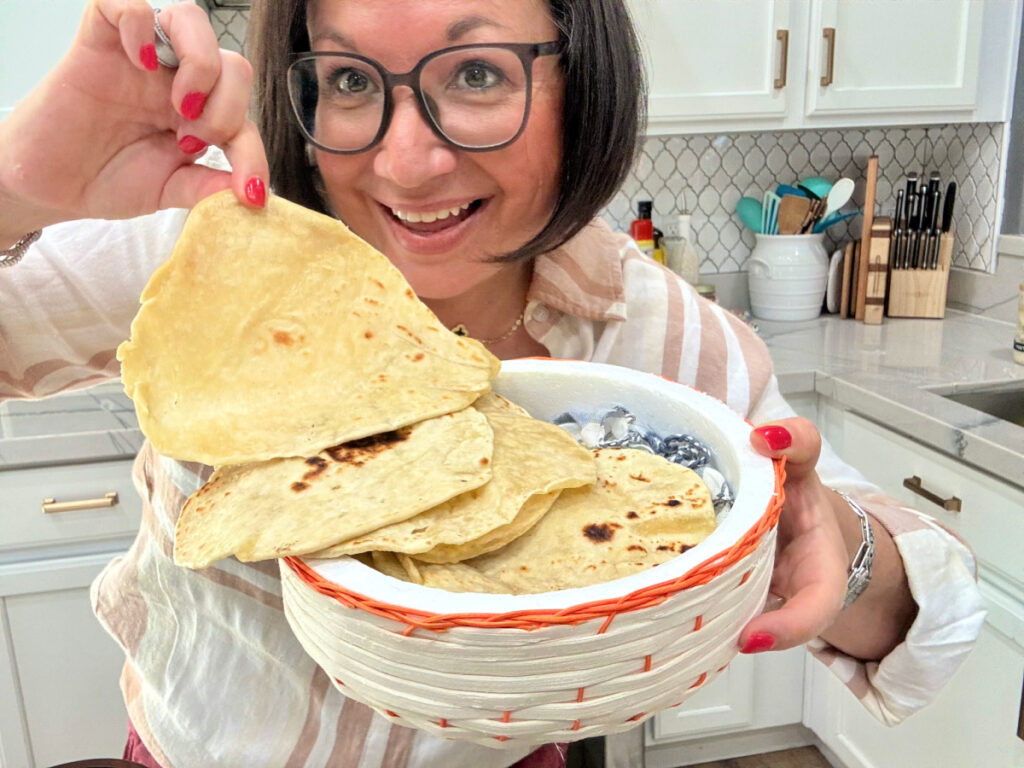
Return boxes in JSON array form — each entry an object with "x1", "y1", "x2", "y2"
[{"x1": 306, "y1": 0, "x2": 564, "y2": 300}]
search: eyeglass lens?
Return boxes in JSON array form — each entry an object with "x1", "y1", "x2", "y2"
[{"x1": 288, "y1": 47, "x2": 531, "y2": 152}]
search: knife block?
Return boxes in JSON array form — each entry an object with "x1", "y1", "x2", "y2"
[{"x1": 886, "y1": 231, "x2": 953, "y2": 318}]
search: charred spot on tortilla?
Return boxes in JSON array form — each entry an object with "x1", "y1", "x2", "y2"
[
  {"x1": 291, "y1": 481, "x2": 309, "y2": 493},
  {"x1": 583, "y1": 523, "x2": 616, "y2": 542},
  {"x1": 325, "y1": 428, "x2": 412, "y2": 467}
]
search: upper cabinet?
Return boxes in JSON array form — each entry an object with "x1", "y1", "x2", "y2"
[
  {"x1": 628, "y1": 0, "x2": 1023, "y2": 135},
  {"x1": 627, "y1": 0, "x2": 797, "y2": 125}
]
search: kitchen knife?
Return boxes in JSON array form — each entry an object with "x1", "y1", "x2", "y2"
[
  {"x1": 941, "y1": 180, "x2": 957, "y2": 233},
  {"x1": 909, "y1": 189, "x2": 924, "y2": 268},
  {"x1": 903, "y1": 173, "x2": 918, "y2": 269},
  {"x1": 890, "y1": 189, "x2": 905, "y2": 270},
  {"x1": 927, "y1": 188, "x2": 942, "y2": 269}
]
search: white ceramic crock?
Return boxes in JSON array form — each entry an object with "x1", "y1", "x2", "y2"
[{"x1": 747, "y1": 233, "x2": 828, "y2": 321}]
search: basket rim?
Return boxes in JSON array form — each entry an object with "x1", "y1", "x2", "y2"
[{"x1": 283, "y1": 458, "x2": 781, "y2": 632}]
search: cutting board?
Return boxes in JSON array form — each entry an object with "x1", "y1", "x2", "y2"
[{"x1": 855, "y1": 155, "x2": 879, "y2": 320}]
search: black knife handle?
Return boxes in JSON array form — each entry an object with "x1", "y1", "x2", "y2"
[{"x1": 941, "y1": 181, "x2": 957, "y2": 233}]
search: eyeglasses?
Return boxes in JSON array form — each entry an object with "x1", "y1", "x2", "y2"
[{"x1": 286, "y1": 41, "x2": 561, "y2": 154}]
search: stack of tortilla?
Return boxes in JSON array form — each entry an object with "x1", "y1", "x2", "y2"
[{"x1": 117, "y1": 191, "x2": 716, "y2": 593}]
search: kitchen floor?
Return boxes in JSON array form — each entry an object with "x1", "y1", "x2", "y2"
[
  {"x1": 687, "y1": 746, "x2": 831, "y2": 767},
  {"x1": 566, "y1": 742, "x2": 832, "y2": 767}
]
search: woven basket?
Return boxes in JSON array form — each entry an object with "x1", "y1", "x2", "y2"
[{"x1": 281, "y1": 359, "x2": 784, "y2": 748}]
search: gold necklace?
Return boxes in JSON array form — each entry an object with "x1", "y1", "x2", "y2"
[{"x1": 451, "y1": 309, "x2": 526, "y2": 345}]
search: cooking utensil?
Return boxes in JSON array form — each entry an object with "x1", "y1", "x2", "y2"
[
  {"x1": 890, "y1": 189, "x2": 905, "y2": 269},
  {"x1": 736, "y1": 196, "x2": 764, "y2": 233},
  {"x1": 800, "y1": 176, "x2": 833, "y2": 198},
  {"x1": 941, "y1": 181, "x2": 957, "y2": 232},
  {"x1": 776, "y1": 183, "x2": 810, "y2": 199},
  {"x1": 927, "y1": 189, "x2": 942, "y2": 269},
  {"x1": 812, "y1": 209, "x2": 859, "y2": 234},
  {"x1": 762, "y1": 190, "x2": 781, "y2": 235},
  {"x1": 822, "y1": 177, "x2": 854, "y2": 221},
  {"x1": 777, "y1": 194, "x2": 813, "y2": 235}
]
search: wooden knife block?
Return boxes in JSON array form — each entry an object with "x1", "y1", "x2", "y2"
[{"x1": 887, "y1": 231, "x2": 953, "y2": 319}]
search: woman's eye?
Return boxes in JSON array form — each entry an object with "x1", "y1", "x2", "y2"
[
  {"x1": 455, "y1": 62, "x2": 503, "y2": 90},
  {"x1": 330, "y1": 68, "x2": 374, "y2": 96}
]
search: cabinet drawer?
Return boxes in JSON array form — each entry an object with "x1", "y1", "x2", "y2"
[
  {"x1": 828, "y1": 410, "x2": 1024, "y2": 587},
  {"x1": 1, "y1": 459, "x2": 142, "y2": 553}
]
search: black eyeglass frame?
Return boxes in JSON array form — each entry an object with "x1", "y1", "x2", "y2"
[{"x1": 286, "y1": 41, "x2": 562, "y2": 155}]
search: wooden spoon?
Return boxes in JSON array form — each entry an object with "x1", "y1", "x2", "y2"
[{"x1": 777, "y1": 194, "x2": 813, "y2": 235}]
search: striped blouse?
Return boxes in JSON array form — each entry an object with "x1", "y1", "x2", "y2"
[{"x1": 0, "y1": 212, "x2": 984, "y2": 767}]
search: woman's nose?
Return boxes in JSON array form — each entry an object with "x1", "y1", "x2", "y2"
[{"x1": 373, "y1": 90, "x2": 458, "y2": 188}]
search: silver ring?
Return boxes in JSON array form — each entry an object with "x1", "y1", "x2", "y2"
[{"x1": 153, "y1": 8, "x2": 180, "y2": 69}]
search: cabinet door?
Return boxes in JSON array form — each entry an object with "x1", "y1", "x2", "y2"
[
  {"x1": 806, "y1": 0, "x2": 983, "y2": 117},
  {"x1": 805, "y1": 619, "x2": 1024, "y2": 768},
  {"x1": 1, "y1": 555, "x2": 128, "y2": 768},
  {"x1": 627, "y1": 0, "x2": 797, "y2": 132}
]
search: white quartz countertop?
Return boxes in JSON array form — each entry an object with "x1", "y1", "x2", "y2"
[
  {"x1": 761, "y1": 309, "x2": 1024, "y2": 488},
  {"x1": 2, "y1": 310, "x2": 1022, "y2": 485}
]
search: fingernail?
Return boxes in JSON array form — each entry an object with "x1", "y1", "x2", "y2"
[
  {"x1": 245, "y1": 176, "x2": 266, "y2": 208},
  {"x1": 753, "y1": 425, "x2": 792, "y2": 451},
  {"x1": 180, "y1": 92, "x2": 208, "y2": 121},
  {"x1": 177, "y1": 135, "x2": 208, "y2": 155},
  {"x1": 140, "y1": 43, "x2": 159, "y2": 72},
  {"x1": 740, "y1": 632, "x2": 776, "y2": 654}
]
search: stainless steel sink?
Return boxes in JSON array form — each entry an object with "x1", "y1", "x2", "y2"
[{"x1": 931, "y1": 380, "x2": 1024, "y2": 427}]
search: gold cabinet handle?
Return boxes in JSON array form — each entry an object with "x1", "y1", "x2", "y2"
[
  {"x1": 774, "y1": 29, "x2": 789, "y2": 89},
  {"x1": 820, "y1": 27, "x2": 836, "y2": 86},
  {"x1": 41, "y1": 491, "x2": 119, "y2": 514},
  {"x1": 902, "y1": 476, "x2": 961, "y2": 513}
]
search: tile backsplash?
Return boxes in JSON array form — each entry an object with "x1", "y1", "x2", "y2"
[{"x1": 212, "y1": 10, "x2": 1002, "y2": 275}]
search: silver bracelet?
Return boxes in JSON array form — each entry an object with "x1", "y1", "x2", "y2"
[
  {"x1": 0, "y1": 229, "x2": 41, "y2": 268},
  {"x1": 833, "y1": 490, "x2": 875, "y2": 609}
]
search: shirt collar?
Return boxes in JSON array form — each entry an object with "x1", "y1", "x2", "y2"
[{"x1": 527, "y1": 218, "x2": 628, "y2": 322}]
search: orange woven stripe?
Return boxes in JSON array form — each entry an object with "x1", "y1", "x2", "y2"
[
  {"x1": 627, "y1": 712, "x2": 646, "y2": 722},
  {"x1": 334, "y1": 678, "x2": 344, "y2": 686},
  {"x1": 689, "y1": 673, "x2": 708, "y2": 689},
  {"x1": 739, "y1": 569, "x2": 752, "y2": 586},
  {"x1": 571, "y1": 720, "x2": 581, "y2": 731},
  {"x1": 576, "y1": 687, "x2": 586, "y2": 703},
  {"x1": 283, "y1": 457, "x2": 785, "y2": 632},
  {"x1": 643, "y1": 655, "x2": 652, "y2": 672},
  {"x1": 501, "y1": 711, "x2": 512, "y2": 723},
  {"x1": 439, "y1": 718, "x2": 448, "y2": 728},
  {"x1": 385, "y1": 710, "x2": 399, "y2": 718},
  {"x1": 693, "y1": 614, "x2": 703, "y2": 631}
]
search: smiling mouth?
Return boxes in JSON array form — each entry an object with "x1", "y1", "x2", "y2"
[{"x1": 386, "y1": 199, "x2": 485, "y2": 234}]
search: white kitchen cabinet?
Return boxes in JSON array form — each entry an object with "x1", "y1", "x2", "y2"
[
  {"x1": 809, "y1": 401, "x2": 1024, "y2": 768},
  {"x1": 0, "y1": 458, "x2": 140, "y2": 768},
  {"x1": 805, "y1": 0, "x2": 983, "y2": 118},
  {"x1": 646, "y1": 647, "x2": 812, "y2": 768},
  {"x1": 630, "y1": 0, "x2": 1022, "y2": 135},
  {"x1": 626, "y1": 0, "x2": 800, "y2": 130}
]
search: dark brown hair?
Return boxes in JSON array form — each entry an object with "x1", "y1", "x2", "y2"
[{"x1": 248, "y1": 0, "x2": 646, "y2": 261}]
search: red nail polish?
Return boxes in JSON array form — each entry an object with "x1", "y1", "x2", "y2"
[
  {"x1": 753, "y1": 425, "x2": 792, "y2": 451},
  {"x1": 740, "y1": 632, "x2": 776, "y2": 654},
  {"x1": 245, "y1": 177, "x2": 266, "y2": 208},
  {"x1": 177, "y1": 135, "x2": 208, "y2": 155},
  {"x1": 140, "y1": 43, "x2": 158, "y2": 72},
  {"x1": 180, "y1": 92, "x2": 208, "y2": 121}
]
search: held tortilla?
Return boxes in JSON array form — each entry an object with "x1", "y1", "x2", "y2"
[
  {"x1": 309, "y1": 403, "x2": 595, "y2": 560},
  {"x1": 173, "y1": 407, "x2": 494, "y2": 568},
  {"x1": 117, "y1": 191, "x2": 500, "y2": 465}
]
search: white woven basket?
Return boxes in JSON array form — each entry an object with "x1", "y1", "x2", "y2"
[{"x1": 281, "y1": 359, "x2": 784, "y2": 748}]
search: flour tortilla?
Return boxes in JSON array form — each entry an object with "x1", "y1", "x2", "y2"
[
  {"x1": 380, "y1": 552, "x2": 511, "y2": 594},
  {"x1": 465, "y1": 448, "x2": 716, "y2": 593},
  {"x1": 173, "y1": 407, "x2": 493, "y2": 568},
  {"x1": 309, "y1": 405, "x2": 595, "y2": 560},
  {"x1": 117, "y1": 191, "x2": 499, "y2": 465}
]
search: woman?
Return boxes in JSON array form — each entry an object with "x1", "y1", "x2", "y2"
[{"x1": 0, "y1": 1, "x2": 983, "y2": 766}]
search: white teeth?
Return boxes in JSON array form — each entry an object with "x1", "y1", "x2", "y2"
[{"x1": 392, "y1": 202, "x2": 472, "y2": 223}]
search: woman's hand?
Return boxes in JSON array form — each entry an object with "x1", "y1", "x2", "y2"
[
  {"x1": 737, "y1": 418, "x2": 916, "y2": 661},
  {"x1": 0, "y1": 0, "x2": 269, "y2": 244}
]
